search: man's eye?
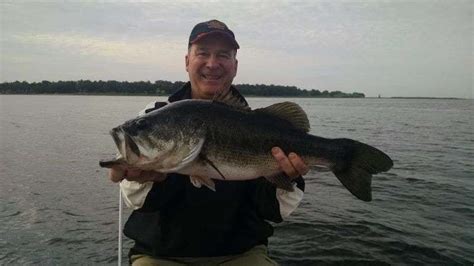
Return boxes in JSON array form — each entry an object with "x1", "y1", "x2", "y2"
[
  {"x1": 197, "y1": 52, "x2": 208, "y2": 57},
  {"x1": 219, "y1": 53, "x2": 231, "y2": 59}
]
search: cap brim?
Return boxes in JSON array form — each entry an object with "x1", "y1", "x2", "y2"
[{"x1": 190, "y1": 31, "x2": 240, "y2": 49}]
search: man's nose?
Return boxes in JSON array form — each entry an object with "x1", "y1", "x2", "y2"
[{"x1": 205, "y1": 55, "x2": 219, "y2": 68}]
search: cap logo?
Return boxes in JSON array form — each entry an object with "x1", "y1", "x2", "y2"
[{"x1": 207, "y1": 20, "x2": 227, "y2": 30}]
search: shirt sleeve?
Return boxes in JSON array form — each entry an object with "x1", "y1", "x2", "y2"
[
  {"x1": 253, "y1": 175, "x2": 305, "y2": 222},
  {"x1": 120, "y1": 180, "x2": 154, "y2": 210},
  {"x1": 276, "y1": 185, "x2": 304, "y2": 218},
  {"x1": 138, "y1": 101, "x2": 160, "y2": 116},
  {"x1": 253, "y1": 176, "x2": 305, "y2": 221}
]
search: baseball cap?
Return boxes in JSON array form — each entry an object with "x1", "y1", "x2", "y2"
[{"x1": 189, "y1": 19, "x2": 239, "y2": 49}]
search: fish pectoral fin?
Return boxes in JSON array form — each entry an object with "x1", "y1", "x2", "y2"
[
  {"x1": 199, "y1": 154, "x2": 227, "y2": 180},
  {"x1": 264, "y1": 172, "x2": 295, "y2": 192},
  {"x1": 190, "y1": 175, "x2": 216, "y2": 192}
]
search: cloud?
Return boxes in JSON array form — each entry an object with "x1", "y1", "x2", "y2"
[{"x1": 12, "y1": 33, "x2": 185, "y2": 67}]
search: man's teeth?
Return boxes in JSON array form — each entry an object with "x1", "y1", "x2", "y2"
[{"x1": 203, "y1": 74, "x2": 221, "y2": 80}]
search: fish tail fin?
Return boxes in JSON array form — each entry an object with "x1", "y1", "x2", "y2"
[{"x1": 330, "y1": 138, "x2": 393, "y2": 202}]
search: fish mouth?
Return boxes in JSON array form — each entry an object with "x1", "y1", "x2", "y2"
[{"x1": 110, "y1": 127, "x2": 141, "y2": 160}]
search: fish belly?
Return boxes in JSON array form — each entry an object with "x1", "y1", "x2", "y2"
[{"x1": 185, "y1": 159, "x2": 279, "y2": 181}]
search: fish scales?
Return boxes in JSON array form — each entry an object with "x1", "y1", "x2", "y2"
[{"x1": 194, "y1": 105, "x2": 313, "y2": 176}]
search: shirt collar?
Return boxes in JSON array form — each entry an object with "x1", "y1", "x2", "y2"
[{"x1": 168, "y1": 82, "x2": 248, "y2": 106}]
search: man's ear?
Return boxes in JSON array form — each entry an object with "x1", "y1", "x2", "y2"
[
  {"x1": 233, "y1": 58, "x2": 238, "y2": 77},
  {"x1": 185, "y1": 54, "x2": 189, "y2": 72}
]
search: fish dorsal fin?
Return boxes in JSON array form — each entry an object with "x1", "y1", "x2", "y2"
[
  {"x1": 212, "y1": 88, "x2": 250, "y2": 110},
  {"x1": 255, "y1": 102, "x2": 310, "y2": 132}
]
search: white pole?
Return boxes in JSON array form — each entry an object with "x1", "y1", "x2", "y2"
[{"x1": 118, "y1": 186, "x2": 123, "y2": 266}]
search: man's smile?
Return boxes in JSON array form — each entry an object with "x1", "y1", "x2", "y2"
[{"x1": 201, "y1": 73, "x2": 223, "y2": 81}]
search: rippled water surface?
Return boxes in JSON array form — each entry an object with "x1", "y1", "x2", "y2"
[{"x1": 1, "y1": 95, "x2": 472, "y2": 265}]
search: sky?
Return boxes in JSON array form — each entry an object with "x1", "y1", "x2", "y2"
[{"x1": 1, "y1": 0, "x2": 472, "y2": 98}]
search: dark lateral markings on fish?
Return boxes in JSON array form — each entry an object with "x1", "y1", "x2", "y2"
[{"x1": 100, "y1": 90, "x2": 393, "y2": 202}]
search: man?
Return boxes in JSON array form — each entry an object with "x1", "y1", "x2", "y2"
[{"x1": 109, "y1": 19, "x2": 309, "y2": 265}]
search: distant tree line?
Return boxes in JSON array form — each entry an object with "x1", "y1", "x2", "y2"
[
  {"x1": 0, "y1": 80, "x2": 365, "y2": 98},
  {"x1": 235, "y1": 83, "x2": 364, "y2": 98}
]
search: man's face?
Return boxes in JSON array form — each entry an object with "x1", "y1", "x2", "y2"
[{"x1": 185, "y1": 34, "x2": 238, "y2": 99}]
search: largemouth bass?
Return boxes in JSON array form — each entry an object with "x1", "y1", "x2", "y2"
[{"x1": 100, "y1": 90, "x2": 393, "y2": 201}]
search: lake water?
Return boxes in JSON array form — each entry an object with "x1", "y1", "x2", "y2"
[{"x1": 0, "y1": 95, "x2": 473, "y2": 265}]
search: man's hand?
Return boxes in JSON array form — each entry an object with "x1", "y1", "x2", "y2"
[
  {"x1": 109, "y1": 166, "x2": 167, "y2": 184},
  {"x1": 272, "y1": 147, "x2": 309, "y2": 180}
]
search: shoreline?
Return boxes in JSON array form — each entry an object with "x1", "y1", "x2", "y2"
[
  {"x1": 0, "y1": 92, "x2": 365, "y2": 98},
  {"x1": 0, "y1": 93, "x2": 469, "y2": 100},
  {"x1": 388, "y1": 96, "x2": 465, "y2": 100}
]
